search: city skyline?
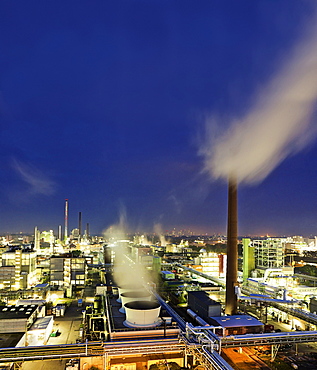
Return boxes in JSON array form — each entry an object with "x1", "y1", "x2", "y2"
[{"x1": 1, "y1": 1, "x2": 317, "y2": 236}]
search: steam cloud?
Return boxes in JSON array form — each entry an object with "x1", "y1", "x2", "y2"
[
  {"x1": 104, "y1": 210, "x2": 151, "y2": 289},
  {"x1": 154, "y1": 223, "x2": 168, "y2": 247},
  {"x1": 200, "y1": 17, "x2": 317, "y2": 184}
]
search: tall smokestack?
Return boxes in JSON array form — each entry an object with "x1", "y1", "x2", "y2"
[
  {"x1": 86, "y1": 222, "x2": 90, "y2": 238},
  {"x1": 225, "y1": 177, "x2": 238, "y2": 315},
  {"x1": 64, "y1": 199, "x2": 68, "y2": 242},
  {"x1": 78, "y1": 212, "x2": 82, "y2": 241},
  {"x1": 34, "y1": 226, "x2": 40, "y2": 252},
  {"x1": 58, "y1": 225, "x2": 62, "y2": 241}
]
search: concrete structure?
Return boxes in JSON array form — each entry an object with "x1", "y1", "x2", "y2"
[
  {"x1": 64, "y1": 199, "x2": 69, "y2": 242},
  {"x1": 117, "y1": 284, "x2": 144, "y2": 303},
  {"x1": 225, "y1": 178, "x2": 238, "y2": 315},
  {"x1": 34, "y1": 226, "x2": 40, "y2": 251},
  {"x1": 120, "y1": 291, "x2": 152, "y2": 313},
  {"x1": 124, "y1": 301, "x2": 161, "y2": 328}
]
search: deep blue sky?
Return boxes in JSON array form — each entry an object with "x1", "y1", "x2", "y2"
[{"x1": 1, "y1": 0, "x2": 317, "y2": 237}]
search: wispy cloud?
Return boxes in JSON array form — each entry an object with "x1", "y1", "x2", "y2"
[{"x1": 12, "y1": 158, "x2": 56, "y2": 196}]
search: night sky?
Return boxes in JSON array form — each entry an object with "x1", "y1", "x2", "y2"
[{"x1": 1, "y1": 1, "x2": 317, "y2": 237}]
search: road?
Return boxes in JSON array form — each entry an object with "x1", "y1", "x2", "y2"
[{"x1": 48, "y1": 300, "x2": 84, "y2": 345}]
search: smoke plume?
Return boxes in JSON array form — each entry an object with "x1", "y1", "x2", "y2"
[{"x1": 200, "y1": 16, "x2": 317, "y2": 184}]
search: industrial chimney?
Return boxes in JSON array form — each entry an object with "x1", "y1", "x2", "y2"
[
  {"x1": 86, "y1": 222, "x2": 90, "y2": 239},
  {"x1": 58, "y1": 225, "x2": 62, "y2": 241},
  {"x1": 64, "y1": 199, "x2": 69, "y2": 242},
  {"x1": 225, "y1": 177, "x2": 238, "y2": 315},
  {"x1": 78, "y1": 212, "x2": 82, "y2": 241}
]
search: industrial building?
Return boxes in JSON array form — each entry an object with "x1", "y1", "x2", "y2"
[
  {"x1": 0, "y1": 304, "x2": 45, "y2": 334},
  {"x1": 208, "y1": 315, "x2": 264, "y2": 336},
  {"x1": 16, "y1": 315, "x2": 54, "y2": 347},
  {"x1": 194, "y1": 251, "x2": 226, "y2": 278},
  {"x1": 50, "y1": 255, "x2": 87, "y2": 290},
  {"x1": 0, "y1": 248, "x2": 37, "y2": 289},
  {"x1": 187, "y1": 290, "x2": 222, "y2": 322},
  {"x1": 253, "y1": 238, "x2": 285, "y2": 272}
]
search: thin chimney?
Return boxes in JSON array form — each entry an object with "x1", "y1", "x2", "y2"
[
  {"x1": 225, "y1": 177, "x2": 238, "y2": 315},
  {"x1": 86, "y1": 223, "x2": 90, "y2": 238},
  {"x1": 58, "y1": 225, "x2": 62, "y2": 241},
  {"x1": 64, "y1": 199, "x2": 68, "y2": 242},
  {"x1": 78, "y1": 212, "x2": 82, "y2": 240}
]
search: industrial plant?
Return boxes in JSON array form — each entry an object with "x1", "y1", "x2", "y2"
[{"x1": 0, "y1": 200, "x2": 316, "y2": 370}]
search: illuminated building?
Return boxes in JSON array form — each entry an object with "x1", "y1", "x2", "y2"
[
  {"x1": 50, "y1": 255, "x2": 87, "y2": 296},
  {"x1": 253, "y1": 238, "x2": 285, "y2": 276},
  {"x1": 195, "y1": 251, "x2": 226, "y2": 278},
  {"x1": 0, "y1": 249, "x2": 37, "y2": 289}
]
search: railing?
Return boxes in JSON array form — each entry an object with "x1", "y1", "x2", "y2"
[{"x1": 221, "y1": 330, "x2": 317, "y2": 347}]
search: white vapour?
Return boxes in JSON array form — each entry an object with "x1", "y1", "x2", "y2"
[
  {"x1": 104, "y1": 211, "x2": 151, "y2": 289},
  {"x1": 200, "y1": 17, "x2": 317, "y2": 184},
  {"x1": 154, "y1": 223, "x2": 168, "y2": 247}
]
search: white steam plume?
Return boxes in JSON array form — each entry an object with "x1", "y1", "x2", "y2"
[
  {"x1": 154, "y1": 223, "x2": 168, "y2": 246},
  {"x1": 104, "y1": 210, "x2": 151, "y2": 289},
  {"x1": 200, "y1": 15, "x2": 317, "y2": 184}
]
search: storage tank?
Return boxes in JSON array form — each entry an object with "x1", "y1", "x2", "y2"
[
  {"x1": 119, "y1": 291, "x2": 152, "y2": 313},
  {"x1": 124, "y1": 301, "x2": 161, "y2": 328},
  {"x1": 117, "y1": 284, "x2": 144, "y2": 303}
]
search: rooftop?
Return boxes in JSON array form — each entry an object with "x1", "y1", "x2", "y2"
[
  {"x1": 0, "y1": 305, "x2": 38, "y2": 320},
  {"x1": 209, "y1": 314, "x2": 264, "y2": 328}
]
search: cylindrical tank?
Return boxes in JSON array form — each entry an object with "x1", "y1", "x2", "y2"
[
  {"x1": 117, "y1": 284, "x2": 144, "y2": 303},
  {"x1": 94, "y1": 296, "x2": 101, "y2": 310},
  {"x1": 119, "y1": 291, "x2": 152, "y2": 313},
  {"x1": 94, "y1": 296, "x2": 101, "y2": 312},
  {"x1": 124, "y1": 301, "x2": 161, "y2": 328}
]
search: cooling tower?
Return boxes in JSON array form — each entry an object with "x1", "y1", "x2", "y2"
[
  {"x1": 117, "y1": 284, "x2": 144, "y2": 303},
  {"x1": 119, "y1": 291, "x2": 152, "y2": 313},
  {"x1": 124, "y1": 301, "x2": 161, "y2": 328}
]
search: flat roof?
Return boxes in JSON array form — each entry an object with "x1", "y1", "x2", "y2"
[
  {"x1": 30, "y1": 316, "x2": 53, "y2": 331},
  {"x1": 0, "y1": 305, "x2": 38, "y2": 320},
  {"x1": 209, "y1": 315, "x2": 264, "y2": 328},
  {"x1": 35, "y1": 283, "x2": 49, "y2": 288}
]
